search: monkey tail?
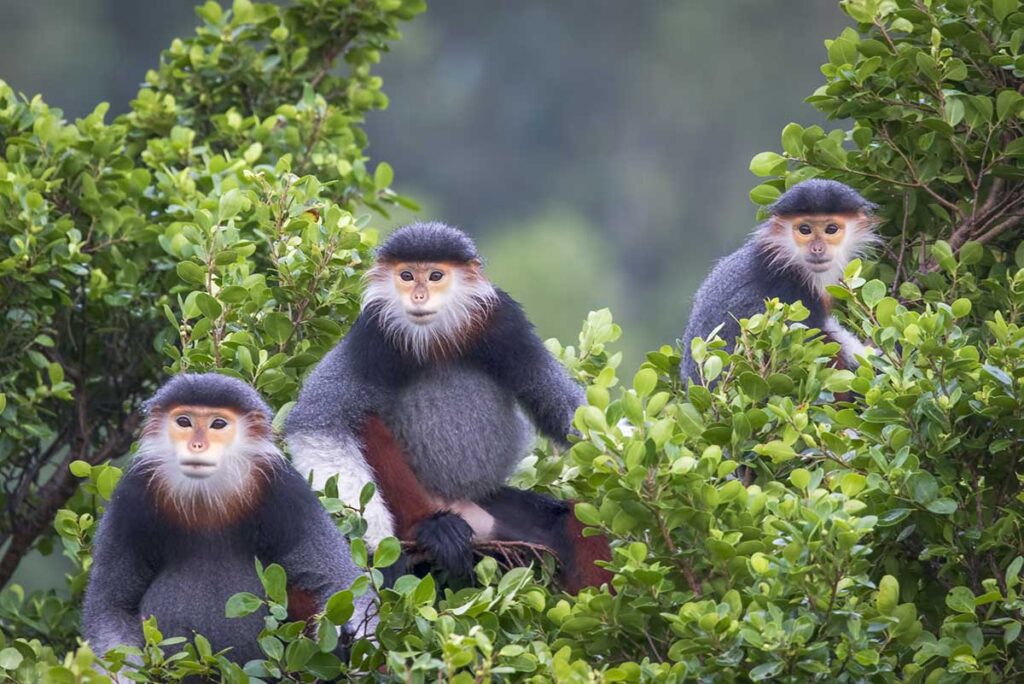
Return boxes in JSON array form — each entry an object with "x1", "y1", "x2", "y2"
[{"x1": 415, "y1": 511, "x2": 475, "y2": 580}]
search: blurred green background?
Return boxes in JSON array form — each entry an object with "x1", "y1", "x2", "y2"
[{"x1": 0, "y1": 1, "x2": 848, "y2": 589}]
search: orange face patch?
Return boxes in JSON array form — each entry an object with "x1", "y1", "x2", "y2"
[
  {"x1": 167, "y1": 405, "x2": 241, "y2": 477},
  {"x1": 391, "y1": 262, "x2": 458, "y2": 319}
]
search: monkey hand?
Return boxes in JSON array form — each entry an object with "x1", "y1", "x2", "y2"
[{"x1": 415, "y1": 511, "x2": 475, "y2": 580}]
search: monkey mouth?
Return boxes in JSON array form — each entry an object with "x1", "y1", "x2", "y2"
[
  {"x1": 179, "y1": 460, "x2": 217, "y2": 477},
  {"x1": 407, "y1": 310, "x2": 437, "y2": 323},
  {"x1": 806, "y1": 259, "x2": 833, "y2": 272}
]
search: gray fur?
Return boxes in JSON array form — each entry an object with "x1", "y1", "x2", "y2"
[
  {"x1": 386, "y1": 364, "x2": 533, "y2": 500},
  {"x1": 680, "y1": 239, "x2": 826, "y2": 382},
  {"x1": 144, "y1": 372, "x2": 272, "y2": 416},
  {"x1": 82, "y1": 449, "x2": 373, "y2": 662}
]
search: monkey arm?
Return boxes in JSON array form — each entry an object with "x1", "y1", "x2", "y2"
[
  {"x1": 473, "y1": 291, "x2": 584, "y2": 446},
  {"x1": 258, "y1": 463, "x2": 377, "y2": 639},
  {"x1": 284, "y1": 317, "x2": 401, "y2": 548},
  {"x1": 81, "y1": 473, "x2": 156, "y2": 656},
  {"x1": 358, "y1": 415, "x2": 445, "y2": 540},
  {"x1": 821, "y1": 315, "x2": 873, "y2": 369}
]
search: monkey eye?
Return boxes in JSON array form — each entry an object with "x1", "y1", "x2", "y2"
[
  {"x1": 175, "y1": 416, "x2": 192, "y2": 428},
  {"x1": 210, "y1": 418, "x2": 228, "y2": 430},
  {"x1": 400, "y1": 270, "x2": 414, "y2": 282},
  {"x1": 825, "y1": 223, "x2": 840, "y2": 234},
  {"x1": 428, "y1": 271, "x2": 444, "y2": 282},
  {"x1": 798, "y1": 224, "x2": 813, "y2": 235}
]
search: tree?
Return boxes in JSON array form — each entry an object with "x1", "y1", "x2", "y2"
[
  {"x1": 5, "y1": 1, "x2": 1024, "y2": 682},
  {"x1": 0, "y1": 0, "x2": 422, "y2": 587}
]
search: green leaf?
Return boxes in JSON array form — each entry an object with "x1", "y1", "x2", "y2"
[
  {"x1": 632, "y1": 368, "x2": 657, "y2": 398},
  {"x1": 753, "y1": 440, "x2": 797, "y2": 464},
  {"x1": 951, "y1": 298, "x2": 972, "y2": 318},
  {"x1": 218, "y1": 188, "x2": 245, "y2": 221},
  {"x1": 261, "y1": 563, "x2": 287, "y2": 604},
  {"x1": 262, "y1": 312, "x2": 294, "y2": 345},
  {"x1": 260, "y1": 636, "x2": 284, "y2": 661},
  {"x1": 926, "y1": 498, "x2": 958, "y2": 515},
  {"x1": 373, "y1": 536, "x2": 401, "y2": 569},
  {"x1": 861, "y1": 279, "x2": 886, "y2": 308},
  {"x1": 823, "y1": 370, "x2": 856, "y2": 393},
  {"x1": 359, "y1": 481, "x2": 376, "y2": 508},
  {"x1": 749, "y1": 152, "x2": 786, "y2": 177},
  {"x1": 840, "y1": 472, "x2": 867, "y2": 497},
  {"x1": 70, "y1": 460, "x2": 91, "y2": 478},
  {"x1": 958, "y1": 240, "x2": 983, "y2": 265},
  {"x1": 195, "y1": 292, "x2": 223, "y2": 320},
  {"x1": 997, "y1": 89, "x2": 1023, "y2": 120},
  {"x1": 781, "y1": 123, "x2": 805, "y2": 156},
  {"x1": 285, "y1": 638, "x2": 316, "y2": 671},
  {"x1": 350, "y1": 538, "x2": 368, "y2": 568},
  {"x1": 907, "y1": 471, "x2": 938, "y2": 504},
  {"x1": 374, "y1": 162, "x2": 394, "y2": 190},
  {"x1": 225, "y1": 592, "x2": 263, "y2": 618},
  {"x1": 749, "y1": 183, "x2": 781, "y2": 205},
  {"x1": 946, "y1": 586, "x2": 975, "y2": 614},
  {"x1": 176, "y1": 261, "x2": 208, "y2": 285},
  {"x1": 876, "y1": 575, "x2": 899, "y2": 614},
  {"x1": 994, "y1": 0, "x2": 1016, "y2": 23},
  {"x1": 575, "y1": 502, "x2": 601, "y2": 526},
  {"x1": 324, "y1": 590, "x2": 354, "y2": 625},
  {"x1": 789, "y1": 468, "x2": 811, "y2": 490},
  {"x1": 96, "y1": 467, "x2": 122, "y2": 500},
  {"x1": 0, "y1": 648, "x2": 22, "y2": 671}
]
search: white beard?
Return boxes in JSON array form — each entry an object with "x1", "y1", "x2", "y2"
[{"x1": 362, "y1": 266, "x2": 498, "y2": 362}]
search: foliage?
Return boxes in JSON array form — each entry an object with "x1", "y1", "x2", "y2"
[
  {"x1": 2, "y1": 0, "x2": 1024, "y2": 683},
  {"x1": 750, "y1": 0, "x2": 1024, "y2": 276},
  {"x1": 0, "y1": 0, "x2": 421, "y2": 589}
]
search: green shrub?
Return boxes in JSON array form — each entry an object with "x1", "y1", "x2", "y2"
[
  {"x1": 3, "y1": 1, "x2": 1024, "y2": 683},
  {"x1": 0, "y1": 0, "x2": 421, "y2": 593}
]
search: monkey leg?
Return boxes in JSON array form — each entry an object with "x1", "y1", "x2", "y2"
[
  {"x1": 478, "y1": 487, "x2": 614, "y2": 593},
  {"x1": 359, "y1": 415, "x2": 475, "y2": 582}
]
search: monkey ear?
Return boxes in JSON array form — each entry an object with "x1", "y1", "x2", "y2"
[
  {"x1": 243, "y1": 410, "x2": 273, "y2": 437},
  {"x1": 464, "y1": 257, "x2": 485, "y2": 272},
  {"x1": 855, "y1": 211, "x2": 885, "y2": 231}
]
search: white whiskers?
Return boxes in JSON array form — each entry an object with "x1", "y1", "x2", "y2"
[{"x1": 135, "y1": 417, "x2": 279, "y2": 525}]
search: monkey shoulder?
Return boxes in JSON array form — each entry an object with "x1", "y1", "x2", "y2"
[
  {"x1": 684, "y1": 243, "x2": 759, "y2": 342},
  {"x1": 284, "y1": 315, "x2": 400, "y2": 436},
  {"x1": 91, "y1": 464, "x2": 172, "y2": 572},
  {"x1": 249, "y1": 459, "x2": 341, "y2": 555}
]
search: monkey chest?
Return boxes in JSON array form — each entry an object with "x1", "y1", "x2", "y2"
[{"x1": 385, "y1": 364, "x2": 532, "y2": 500}]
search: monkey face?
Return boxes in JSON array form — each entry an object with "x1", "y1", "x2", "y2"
[
  {"x1": 787, "y1": 215, "x2": 854, "y2": 273},
  {"x1": 760, "y1": 210, "x2": 878, "y2": 289},
  {"x1": 391, "y1": 262, "x2": 457, "y2": 324},
  {"x1": 166, "y1": 405, "x2": 241, "y2": 479}
]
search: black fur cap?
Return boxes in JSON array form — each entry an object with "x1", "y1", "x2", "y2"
[
  {"x1": 376, "y1": 222, "x2": 481, "y2": 264},
  {"x1": 769, "y1": 179, "x2": 877, "y2": 216},
  {"x1": 144, "y1": 373, "x2": 272, "y2": 416}
]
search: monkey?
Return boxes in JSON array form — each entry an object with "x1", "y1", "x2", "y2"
[
  {"x1": 284, "y1": 222, "x2": 612, "y2": 589},
  {"x1": 680, "y1": 179, "x2": 880, "y2": 384},
  {"x1": 82, "y1": 373, "x2": 374, "y2": 666},
  {"x1": 359, "y1": 413, "x2": 614, "y2": 591}
]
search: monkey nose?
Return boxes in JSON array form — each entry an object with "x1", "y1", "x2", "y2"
[{"x1": 189, "y1": 441, "x2": 207, "y2": 452}]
